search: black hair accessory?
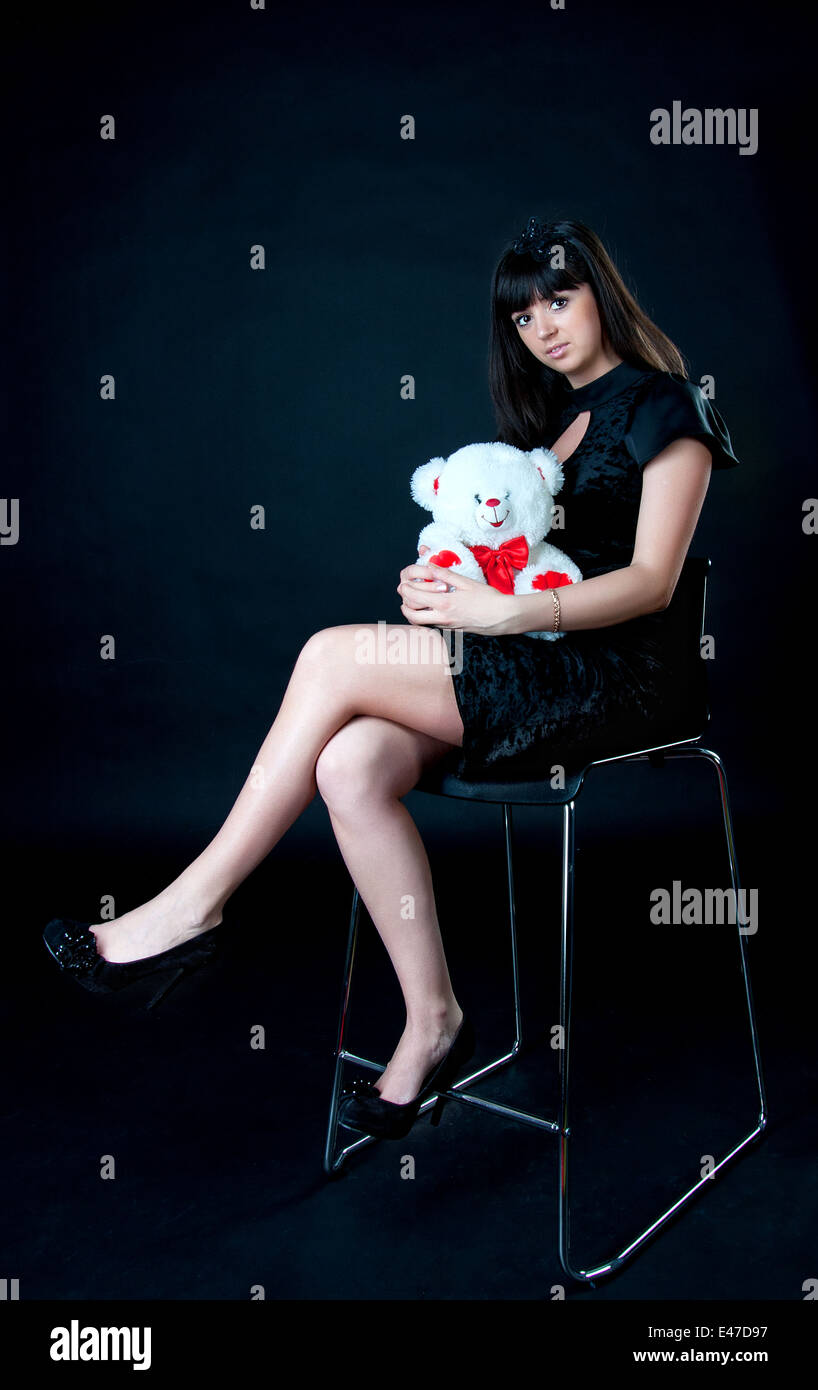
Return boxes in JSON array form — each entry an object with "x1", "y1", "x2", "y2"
[{"x1": 511, "y1": 216, "x2": 574, "y2": 262}]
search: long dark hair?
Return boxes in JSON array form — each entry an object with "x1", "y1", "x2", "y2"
[{"x1": 489, "y1": 218, "x2": 687, "y2": 449}]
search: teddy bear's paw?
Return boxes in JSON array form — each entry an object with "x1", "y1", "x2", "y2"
[
  {"x1": 530, "y1": 570, "x2": 574, "y2": 591},
  {"x1": 428, "y1": 549, "x2": 462, "y2": 568}
]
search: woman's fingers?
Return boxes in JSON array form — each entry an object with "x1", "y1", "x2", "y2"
[
  {"x1": 402, "y1": 560, "x2": 469, "y2": 584},
  {"x1": 400, "y1": 584, "x2": 448, "y2": 613},
  {"x1": 399, "y1": 562, "x2": 448, "y2": 590},
  {"x1": 401, "y1": 602, "x2": 443, "y2": 625},
  {"x1": 401, "y1": 561, "x2": 440, "y2": 582},
  {"x1": 398, "y1": 562, "x2": 453, "y2": 618}
]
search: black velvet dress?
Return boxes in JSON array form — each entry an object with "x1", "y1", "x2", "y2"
[{"x1": 446, "y1": 359, "x2": 740, "y2": 780}]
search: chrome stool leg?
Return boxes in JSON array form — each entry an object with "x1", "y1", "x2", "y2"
[
  {"x1": 503, "y1": 804, "x2": 524, "y2": 1055},
  {"x1": 557, "y1": 751, "x2": 768, "y2": 1283},
  {"x1": 323, "y1": 887, "x2": 380, "y2": 1174},
  {"x1": 687, "y1": 747, "x2": 767, "y2": 1127},
  {"x1": 557, "y1": 799, "x2": 581, "y2": 1280}
]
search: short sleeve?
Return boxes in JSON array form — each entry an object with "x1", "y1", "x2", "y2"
[{"x1": 624, "y1": 372, "x2": 740, "y2": 470}]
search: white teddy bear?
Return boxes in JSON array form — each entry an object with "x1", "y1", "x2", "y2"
[{"x1": 410, "y1": 441, "x2": 582, "y2": 640}]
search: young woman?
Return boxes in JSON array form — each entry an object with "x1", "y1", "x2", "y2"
[{"x1": 43, "y1": 216, "x2": 739, "y2": 1140}]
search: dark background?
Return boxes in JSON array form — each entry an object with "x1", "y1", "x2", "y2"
[{"x1": 3, "y1": 0, "x2": 815, "y2": 1316}]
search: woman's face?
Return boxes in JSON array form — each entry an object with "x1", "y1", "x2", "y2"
[{"x1": 510, "y1": 281, "x2": 620, "y2": 385}]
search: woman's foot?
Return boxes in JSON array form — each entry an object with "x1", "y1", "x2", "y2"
[
  {"x1": 373, "y1": 1004, "x2": 465, "y2": 1105},
  {"x1": 88, "y1": 883, "x2": 223, "y2": 964}
]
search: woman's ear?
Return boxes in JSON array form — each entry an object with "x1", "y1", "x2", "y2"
[
  {"x1": 410, "y1": 457, "x2": 446, "y2": 510},
  {"x1": 529, "y1": 446, "x2": 564, "y2": 497}
]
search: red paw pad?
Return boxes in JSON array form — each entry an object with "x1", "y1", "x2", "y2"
[
  {"x1": 429, "y1": 550, "x2": 461, "y2": 568},
  {"x1": 531, "y1": 570, "x2": 573, "y2": 590}
]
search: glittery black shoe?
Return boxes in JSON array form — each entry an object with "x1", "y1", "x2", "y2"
[
  {"x1": 337, "y1": 1015, "x2": 475, "y2": 1140},
  {"x1": 42, "y1": 917, "x2": 222, "y2": 1012}
]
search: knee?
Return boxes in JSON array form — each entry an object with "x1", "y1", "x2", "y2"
[
  {"x1": 296, "y1": 626, "x2": 342, "y2": 673},
  {"x1": 314, "y1": 719, "x2": 390, "y2": 810}
]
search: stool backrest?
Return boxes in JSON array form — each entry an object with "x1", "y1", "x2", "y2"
[{"x1": 660, "y1": 554, "x2": 711, "y2": 736}]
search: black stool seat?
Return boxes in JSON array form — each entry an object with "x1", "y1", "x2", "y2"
[
  {"x1": 417, "y1": 762, "x2": 589, "y2": 804},
  {"x1": 415, "y1": 735, "x2": 699, "y2": 805}
]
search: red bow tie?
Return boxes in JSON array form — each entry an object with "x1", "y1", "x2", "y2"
[{"x1": 467, "y1": 535, "x2": 529, "y2": 594}]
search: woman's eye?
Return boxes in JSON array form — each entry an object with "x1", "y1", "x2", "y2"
[{"x1": 514, "y1": 299, "x2": 566, "y2": 326}]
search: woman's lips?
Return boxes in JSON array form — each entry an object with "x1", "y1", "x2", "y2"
[{"x1": 547, "y1": 343, "x2": 568, "y2": 359}]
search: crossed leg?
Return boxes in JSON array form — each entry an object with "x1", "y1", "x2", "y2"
[{"x1": 89, "y1": 622, "x2": 466, "y2": 1102}]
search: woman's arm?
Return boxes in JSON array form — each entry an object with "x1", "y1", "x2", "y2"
[
  {"x1": 511, "y1": 437, "x2": 714, "y2": 632},
  {"x1": 398, "y1": 438, "x2": 713, "y2": 636}
]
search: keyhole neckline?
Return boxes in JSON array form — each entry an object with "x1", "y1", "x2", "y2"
[
  {"x1": 549, "y1": 409, "x2": 591, "y2": 466},
  {"x1": 546, "y1": 360, "x2": 655, "y2": 463}
]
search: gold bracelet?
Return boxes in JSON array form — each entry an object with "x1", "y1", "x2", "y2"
[{"x1": 551, "y1": 588, "x2": 560, "y2": 633}]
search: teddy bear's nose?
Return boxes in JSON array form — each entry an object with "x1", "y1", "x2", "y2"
[{"x1": 485, "y1": 498, "x2": 501, "y2": 508}]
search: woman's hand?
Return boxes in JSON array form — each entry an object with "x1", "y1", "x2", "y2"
[{"x1": 398, "y1": 559, "x2": 521, "y2": 636}]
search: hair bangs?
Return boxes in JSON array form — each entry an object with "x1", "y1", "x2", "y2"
[{"x1": 496, "y1": 253, "x2": 584, "y2": 319}]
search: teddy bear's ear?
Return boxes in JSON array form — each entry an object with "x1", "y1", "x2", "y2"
[
  {"x1": 529, "y1": 446, "x2": 564, "y2": 497},
  {"x1": 410, "y1": 457, "x2": 446, "y2": 511}
]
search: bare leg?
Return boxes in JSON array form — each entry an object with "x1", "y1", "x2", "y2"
[
  {"x1": 91, "y1": 623, "x2": 463, "y2": 964},
  {"x1": 314, "y1": 715, "x2": 463, "y2": 1104}
]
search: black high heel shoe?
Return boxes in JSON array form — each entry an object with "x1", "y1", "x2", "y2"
[
  {"x1": 42, "y1": 917, "x2": 223, "y2": 1012},
  {"x1": 337, "y1": 1014, "x2": 475, "y2": 1140}
]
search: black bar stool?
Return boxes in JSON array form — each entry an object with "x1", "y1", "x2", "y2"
[{"x1": 322, "y1": 556, "x2": 767, "y2": 1284}]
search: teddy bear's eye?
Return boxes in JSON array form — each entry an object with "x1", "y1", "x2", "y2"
[{"x1": 474, "y1": 494, "x2": 481, "y2": 503}]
